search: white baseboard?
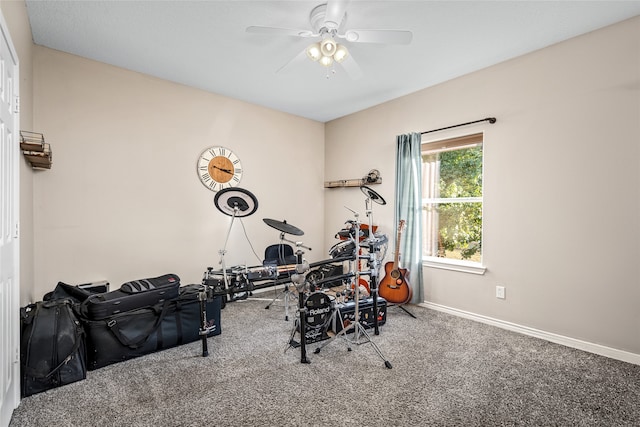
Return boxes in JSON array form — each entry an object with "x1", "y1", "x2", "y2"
[{"x1": 420, "y1": 302, "x2": 640, "y2": 366}]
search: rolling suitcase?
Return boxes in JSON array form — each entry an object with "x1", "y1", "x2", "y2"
[{"x1": 81, "y1": 273, "x2": 180, "y2": 320}]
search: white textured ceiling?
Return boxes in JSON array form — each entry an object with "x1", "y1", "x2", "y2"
[{"x1": 25, "y1": 1, "x2": 640, "y2": 122}]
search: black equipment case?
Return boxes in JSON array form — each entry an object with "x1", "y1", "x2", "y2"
[
  {"x1": 20, "y1": 299, "x2": 87, "y2": 397},
  {"x1": 80, "y1": 273, "x2": 180, "y2": 320},
  {"x1": 332, "y1": 297, "x2": 387, "y2": 334},
  {"x1": 83, "y1": 284, "x2": 221, "y2": 370}
]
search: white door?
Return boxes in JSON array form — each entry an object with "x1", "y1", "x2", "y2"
[{"x1": 0, "y1": 10, "x2": 20, "y2": 427}]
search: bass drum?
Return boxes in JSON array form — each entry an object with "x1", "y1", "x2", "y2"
[
  {"x1": 304, "y1": 292, "x2": 334, "y2": 328},
  {"x1": 328, "y1": 240, "x2": 356, "y2": 259}
]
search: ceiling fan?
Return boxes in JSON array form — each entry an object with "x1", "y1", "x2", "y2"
[{"x1": 246, "y1": 0, "x2": 413, "y2": 79}]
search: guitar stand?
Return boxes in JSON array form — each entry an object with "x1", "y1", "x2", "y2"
[{"x1": 389, "y1": 303, "x2": 417, "y2": 319}]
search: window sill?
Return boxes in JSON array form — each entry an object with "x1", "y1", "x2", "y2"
[{"x1": 422, "y1": 257, "x2": 487, "y2": 275}]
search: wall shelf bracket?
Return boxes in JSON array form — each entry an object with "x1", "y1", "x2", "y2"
[{"x1": 324, "y1": 169, "x2": 381, "y2": 188}]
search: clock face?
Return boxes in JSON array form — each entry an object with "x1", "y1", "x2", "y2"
[{"x1": 197, "y1": 146, "x2": 243, "y2": 192}]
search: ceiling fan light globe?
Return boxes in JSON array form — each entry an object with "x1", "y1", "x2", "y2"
[
  {"x1": 319, "y1": 55, "x2": 334, "y2": 67},
  {"x1": 305, "y1": 43, "x2": 321, "y2": 61},
  {"x1": 334, "y1": 44, "x2": 348, "y2": 63},
  {"x1": 320, "y1": 38, "x2": 336, "y2": 56}
]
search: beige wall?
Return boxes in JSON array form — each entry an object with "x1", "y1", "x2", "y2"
[
  {"x1": 3, "y1": 0, "x2": 638, "y2": 359},
  {"x1": 31, "y1": 47, "x2": 325, "y2": 298},
  {"x1": 0, "y1": 0, "x2": 34, "y2": 304},
  {"x1": 326, "y1": 16, "x2": 640, "y2": 356}
]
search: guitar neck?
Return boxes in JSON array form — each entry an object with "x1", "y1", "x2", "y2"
[{"x1": 392, "y1": 220, "x2": 404, "y2": 269}]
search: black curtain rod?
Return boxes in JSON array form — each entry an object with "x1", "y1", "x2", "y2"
[{"x1": 421, "y1": 117, "x2": 497, "y2": 135}]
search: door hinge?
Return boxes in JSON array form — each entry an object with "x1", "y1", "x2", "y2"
[
  {"x1": 14, "y1": 222, "x2": 19, "y2": 238},
  {"x1": 14, "y1": 95, "x2": 19, "y2": 114}
]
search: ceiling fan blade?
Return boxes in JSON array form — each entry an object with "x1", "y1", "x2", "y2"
[
  {"x1": 324, "y1": 0, "x2": 349, "y2": 30},
  {"x1": 275, "y1": 49, "x2": 308, "y2": 74},
  {"x1": 246, "y1": 26, "x2": 315, "y2": 38},
  {"x1": 339, "y1": 55, "x2": 362, "y2": 80},
  {"x1": 343, "y1": 29, "x2": 413, "y2": 44}
]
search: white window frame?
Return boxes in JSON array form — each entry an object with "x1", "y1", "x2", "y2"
[{"x1": 422, "y1": 132, "x2": 486, "y2": 275}]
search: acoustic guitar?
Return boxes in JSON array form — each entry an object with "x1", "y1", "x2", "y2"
[{"x1": 379, "y1": 220, "x2": 412, "y2": 304}]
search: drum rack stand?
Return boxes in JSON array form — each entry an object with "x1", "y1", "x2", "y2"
[
  {"x1": 312, "y1": 204, "x2": 392, "y2": 369},
  {"x1": 285, "y1": 249, "x2": 312, "y2": 363},
  {"x1": 312, "y1": 260, "x2": 392, "y2": 367}
]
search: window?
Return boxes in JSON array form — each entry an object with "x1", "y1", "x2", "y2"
[{"x1": 422, "y1": 133, "x2": 484, "y2": 270}]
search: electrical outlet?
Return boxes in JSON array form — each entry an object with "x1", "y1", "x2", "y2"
[{"x1": 496, "y1": 285, "x2": 506, "y2": 299}]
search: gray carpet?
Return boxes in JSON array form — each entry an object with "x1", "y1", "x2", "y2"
[{"x1": 10, "y1": 295, "x2": 640, "y2": 426}]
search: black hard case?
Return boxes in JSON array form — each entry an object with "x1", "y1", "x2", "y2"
[
  {"x1": 81, "y1": 274, "x2": 180, "y2": 320},
  {"x1": 84, "y1": 284, "x2": 221, "y2": 370},
  {"x1": 332, "y1": 297, "x2": 387, "y2": 334}
]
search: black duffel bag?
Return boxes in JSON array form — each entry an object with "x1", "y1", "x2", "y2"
[
  {"x1": 84, "y1": 302, "x2": 170, "y2": 370},
  {"x1": 20, "y1": 299, "x2": 87, "y2": 397},
  {"x1": 84, "y1": 285, "x2": 221, "y2": 370}
]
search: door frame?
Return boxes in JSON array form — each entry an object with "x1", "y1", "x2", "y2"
[{"x1": 0, "y1": 7, "x2": 21, "y2": 426}]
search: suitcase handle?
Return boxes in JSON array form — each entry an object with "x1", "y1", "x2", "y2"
[
  {"x1": 120, "y1": 279, "x2": 155, "y2": 294},
  {"x1": 119, "y1": 274, "x2": 180, "y2": 294},
  {"x1": 106, "y1": 302, "x2": 170, "y2": 349}
]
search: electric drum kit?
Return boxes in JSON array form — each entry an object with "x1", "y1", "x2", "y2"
[
  {"x1": 196, "y1": 185, "x2": 392, "y2": 368},
  {"x1": 292, "y1": 185, "x2": 391, "y2": 367}
]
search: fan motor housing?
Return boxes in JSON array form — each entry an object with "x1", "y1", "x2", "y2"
[{"x1": 310, "y1": 3, "x2": 347, "y2": 33}]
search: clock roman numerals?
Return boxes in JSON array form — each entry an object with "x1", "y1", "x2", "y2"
[
  {"x1": 209, "y1": 181, "x2": 231, "y2": 190},
  {"x1": 197, "y1": 146, "x2": 242, "y2": 192},
  {"x1": 206, "y1": 147, "x2": 234, "y2": 158}
]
